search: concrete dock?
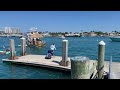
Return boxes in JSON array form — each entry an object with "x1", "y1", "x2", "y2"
[
  {"x1": 2, "y1": 54, "x2": 120, "y2": 79},
  {"x1": 104, "y1": 61, "x2": 120, "y2": 79},
  {"x1": 2, "y1": 55, "x2": 97, "y2": 72},
  {"x1": 2, "y1": 55, "x2": 71, "y2": 71}
]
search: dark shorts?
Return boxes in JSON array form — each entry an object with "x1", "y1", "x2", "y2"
[{"x1": 48, "y1": 50, "x2": 54, "y2": 55}]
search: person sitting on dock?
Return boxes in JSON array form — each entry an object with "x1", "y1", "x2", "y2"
[{"x1": 45, "y1": 50, "x2": 53, "y2": 59}]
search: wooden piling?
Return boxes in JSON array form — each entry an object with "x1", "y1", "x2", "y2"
[
  {"x1": 60, "y1": 39, "x2": 69, "y2": 66},
  {"x1": 71, "y1": 56, "x2": 90, "y2": 79},
  {"x1": 21, "y1": 37, "x2": 26, "y2": 56},
  {"x1": 9, "y1": 39, "x2": 16, "y2": 60},
  {"x1": 98, "y1": 40, "x2": 106, "y2": 79}
]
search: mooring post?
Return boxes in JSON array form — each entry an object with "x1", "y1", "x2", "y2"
[
  {"x1": 71, "y1": 56, "x2": 90, "y2": 79},
  {"x1": 98, "y1": 40, "x2": 106, "y2": 79},
  {"x1": 62, "y1": 39, "x2": 68, "y2": 63},
  {"x1": 21, "y1": 37, "x2": 26, "y2": 56},
  {"x1": 10, "y1": 39, "x2": 16, "y2": 60},
  {"x1": 60, "y1": 39, "x2": 69, "y2": 66},
  {"x1": 109, "y1": 56, "x2": 112, "y2": 79}
]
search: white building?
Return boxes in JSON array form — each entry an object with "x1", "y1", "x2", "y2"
[
  {"x1": 4, "y1": 27, "x2": 20, "y2": 34},
  {"x1": 4, "y1": 27, "x2": 12, "y2": 33},
  {"x1": 90, "y1": 32, "x2": 97, "y2": 37}
]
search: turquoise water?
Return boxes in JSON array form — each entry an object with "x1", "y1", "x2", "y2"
[{"x1": 0, "y1": 36, "x2": 120, "y2": 79}]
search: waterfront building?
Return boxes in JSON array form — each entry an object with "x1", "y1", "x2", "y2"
[{"x1": 4, "y1": 27, "x2": 20, "y2": 34}]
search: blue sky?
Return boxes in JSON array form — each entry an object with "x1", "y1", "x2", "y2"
[{"x1": 0, "y1": 11, "x2": 120, "y2": 32}]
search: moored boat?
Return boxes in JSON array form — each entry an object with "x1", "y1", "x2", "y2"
[
  {"x1": 58, "y1": 35, "x2": 65, "y2": 39},
  {"x1": 25, "y1": 27, "x2": 46, "y2": 47},
  {"x1": 109, "y1": 36, "x2": 120, "y2": 42}
]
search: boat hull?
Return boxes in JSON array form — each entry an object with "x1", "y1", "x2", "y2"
[
  {"x1": 26, "y1": 40, "x2": 46, "y2": 47},
  {"x1": 109, "y1": 37, "x2": 120, "y2": 42}
]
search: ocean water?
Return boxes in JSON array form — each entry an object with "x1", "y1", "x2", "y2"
[{"x1": 0, "y1": 36, "x2": 120, "y2": 79}]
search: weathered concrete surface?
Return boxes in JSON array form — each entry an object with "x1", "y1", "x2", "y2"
[
  {"x1": 71, "y1": 58, "x2": 91, "y2": 79},
  {"x1": 104, "y1": 61, "x2": 120, "y2": 79},
  {"x1": 2, "y1": 55, "x2": 71, "y2": 71},
  {"x1": 2, "y1": 55, "x2": 96, "y2": 72}
]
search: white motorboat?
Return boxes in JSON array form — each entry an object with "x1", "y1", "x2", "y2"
[
  {"x1": 109, "y1": 36, "x2": 120, "y2": 42},
  {"x1": 59, "y1": 35, "x2": 65, "y2": 39}
]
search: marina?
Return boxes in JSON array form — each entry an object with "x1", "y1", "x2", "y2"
[
  {"x1": 1, "y1": 11, "x2": 120, "y2": 79},
  {"x1": 1, "y1": 36, "x2": 120, "y2": 79},
  {"x1": 0, "y1": 36, "x2": 120, "y2": 79}
]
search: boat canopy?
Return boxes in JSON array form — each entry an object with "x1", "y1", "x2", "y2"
[{"x1": 30, "y1": 32, "x2": 43, "y2": 39}]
